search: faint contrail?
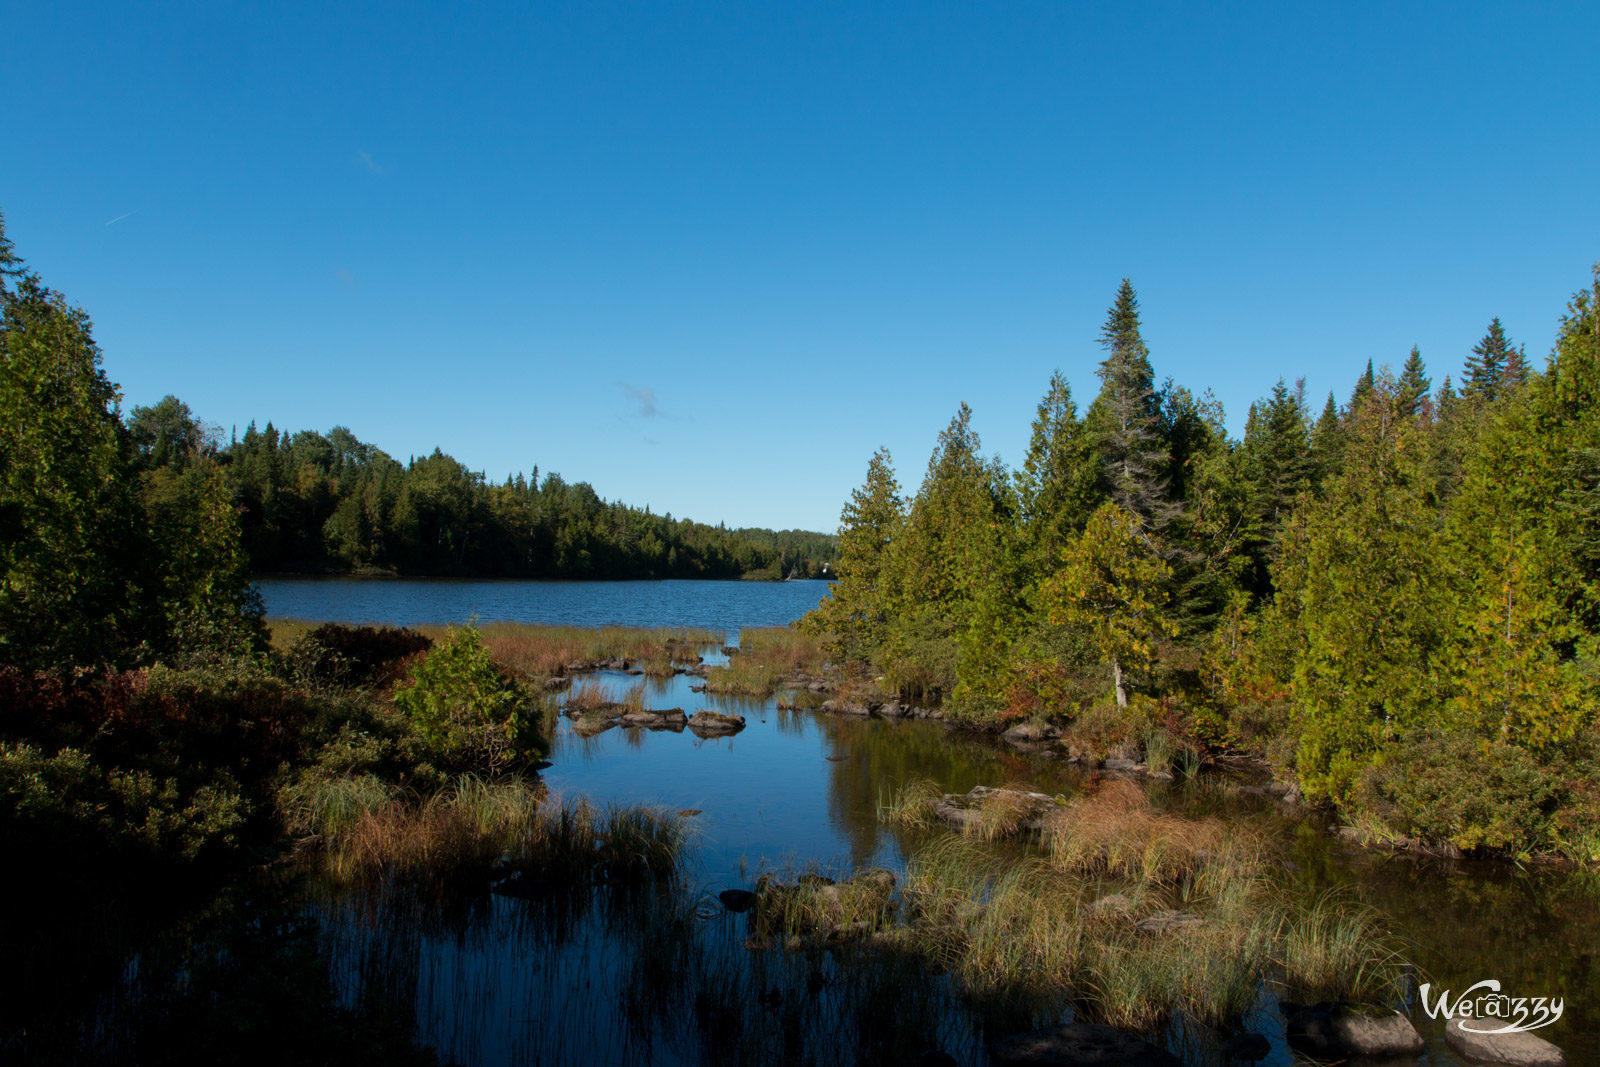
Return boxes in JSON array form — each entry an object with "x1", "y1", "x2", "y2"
[{"x1": 105, "y1": 212, "x2": 135, "y2": 226}]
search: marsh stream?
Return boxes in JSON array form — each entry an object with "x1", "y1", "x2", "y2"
[{"x1": 174, "y1": 582, "x2": 1600, "y2": 1061}]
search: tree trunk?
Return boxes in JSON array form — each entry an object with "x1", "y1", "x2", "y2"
[{"x1": 1113, "y1": 655, "x2": 1127, "y2": 708}]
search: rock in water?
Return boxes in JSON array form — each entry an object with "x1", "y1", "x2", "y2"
[
  {"x1": 989, "y1": 1024, "x2": 1180, "y2": 1066},
  {"x1": 719, "y1": 888, "x2": 757, "y2": 913},
  {"x1": 1444, "y1": 1018, "x2": 1565, "y2": 1066},
  {"x1": 1285, "y1": 1002, "x2": 1423, "y2": 1057},
  {"x1": 688, "y1": 710, "x2": 746, "y2": 736}
]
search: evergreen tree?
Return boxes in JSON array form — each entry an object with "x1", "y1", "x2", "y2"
[
  {"x1": 1016, "y1": 371, "x2": 1098, "y2": 575},
  {"x1": 1308, "y1": 391, "x2": 1343, "y2": 486},
  {"x1": 1396, "y1": 346, "x2": 1431, "y2": 420},
  {"x1": 1086, "y1": 279, "x2": 1171, "y2": 531},
  {"x1": 1464, "y1": 318, "x2": 1515, "y2": 401},
  {"x1": 804, "y1": 448, "x2": 903, "y2": 663},
  {"x1": 1041, "y1": 503, "x2": 1175, "y2": 707}
]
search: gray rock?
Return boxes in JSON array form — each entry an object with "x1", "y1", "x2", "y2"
[
  {"x1": 619, "y1": 708, "x2": 688, "y2": 729},
  {"x1": 688, "y1": 710, "x2": 746, "y2": 736},
  {"x1": 1444, "y1": 1018, "x2": 1565, "y2": 1065},
  {"x1": 989, "y1": 1023, "x2": 1180, "y2": 1066},
  {"x1": 1104, "y1": 757, "x2": 1143, "y2": 772},
  {"x1": 1135, "y1": 909, "x2": 1204, "y2": 935},
  {"x1": 1002, "y1": 721, "x2": 1062, "y2": 744},
  {"x1": 1285, "y1": 1002, "x2": 1423, "y2": 1057},
  {"x1": 878, "y1": 700, "x2": 906, "y2": 718}
]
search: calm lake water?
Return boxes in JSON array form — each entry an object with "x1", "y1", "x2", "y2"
[{"x1": 270, "y1": 579, "x2": 1597, "y2": 1065}]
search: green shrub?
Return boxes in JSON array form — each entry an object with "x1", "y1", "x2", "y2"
[
  {"x1": 392, "y1": 627, "x2": 544, "y2": 768},
  {"x1": 1356, "y1": 731, "x2": 1552, "y2": 853}
]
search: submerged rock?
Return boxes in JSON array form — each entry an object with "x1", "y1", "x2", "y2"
[
  {"x1": 1444, "y1": 1018, "x2": 1565, "y2": 1066},
  {"x1": 1284, "y1": 1002, "x2": 1423, "y2": 1058},
  {"x1": 989, "y1": 1023, "x2": 1180, "y2": 1066}
]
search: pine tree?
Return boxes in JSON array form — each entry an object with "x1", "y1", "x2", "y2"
[
  {"x1": 1017, "y1": 371, "x2": 1098, "y2": 575},
  {"x1": 1464, "y1": 318, "x2": 1514, "y2": 401},
  {"x1": 1086, "y1": 279, "x2": 1171, "y2": 532},
  {"x1": 1308, "y1": 391, "x2": 1343, "y2": 485},
  {"x1": 1396, "y1": 346, "x2": 1431, "y2": 420},
  {"x1": 805, "y1": 447, "x2": 904, "y2": 663}
]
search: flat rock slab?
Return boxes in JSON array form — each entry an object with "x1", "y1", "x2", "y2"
[
  {"x1": 989, "y1": 1023, "x2": 1180, "y2": 1066},
  {"x1": 932, "y1": 785, "x2": 1058, "y2": 835},
  {"x1": 1444, "y1": 1019, "x2": 1565, "y2": 1065},
  {"x1": 1286, "y1": 1002, "x2": 1423, "y2": 1057},
  {"x1": 688, "y1": 710, "x2": 746, "y2": 736}
]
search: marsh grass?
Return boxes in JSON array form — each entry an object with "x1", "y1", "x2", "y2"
[
  {"x1": 620, "y1": 682, "x2": 648, "y2": 713},
  {"x1": 1277, "y1": 890, "x2": 1410, "y2": 1001},
  {"x1": 419, "y1": 623, "x2": 722, "y2": 679},
  {"x1": 565, "y1": 681, "x2": 615, "y2": 713},
  {"x1": 878, "y1": 778, "x2": 944, "y2": 831},
  {"x1": 279, "y1": 772, "x2": 398, "y2": 838},
  {"x1": 313, "y1": 777, "x2": 688, "y2": 895},
  {"x1": 1046, "y1": 778, "x2": 1226, "y2": 883},
  {"x1": 703, "y1": 626, "x2": 827, "y2": 696}
]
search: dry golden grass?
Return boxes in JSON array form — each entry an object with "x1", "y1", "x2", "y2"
[
  {"x1": 409, "y1": 623, "x2": 722, "y2": 679},
  {"x1": 1045, "y1": 778, "x2": 1228, "y2": 883},
  {"x1": 734, "y1": 626, "x2": 826, "y2": 674}
]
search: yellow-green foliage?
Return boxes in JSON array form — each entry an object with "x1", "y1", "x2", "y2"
[{"x1": 392, "y1": 626, "x2": 543, "y2": 766}]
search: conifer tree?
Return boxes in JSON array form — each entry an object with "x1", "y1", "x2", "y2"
[
  {"x1": 1086, "y1": 279, "x2": 1172, "y2": 532},
  {"x1": 804, "y1": 448, "x2": 903, "y2": 663},
  {"x1": 1308, "y1": 391, "x2": 1343, "y2": 485},
  {"x1": 1041, "y1": 502, "x2": 1175, "y2": 707},
  {"x1": 1016, "y1": 371, "x2": 1098, "y2": 575},
  {"x1": 1396, "y1": 347, "x2": 1432, "y2": 420},
  {"x1": 1464, "y1": 317, "x2": 1515, "y2": 401}
]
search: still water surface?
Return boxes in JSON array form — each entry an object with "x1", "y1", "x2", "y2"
[{"x1": 271, "y1": 578, "x2": 1597, "y2": 1065}]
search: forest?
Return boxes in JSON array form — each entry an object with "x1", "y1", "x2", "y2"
[
  {"x1": 805, "y1": 274, "x2": 1600, "y2": 860},
  {"x1": 125, "y1": 404, "x2": 837, "y2": 582}
]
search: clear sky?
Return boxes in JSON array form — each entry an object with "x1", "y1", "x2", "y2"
[{"x1": 4, "y1": 2, "x2": 1598, "y2": 532}]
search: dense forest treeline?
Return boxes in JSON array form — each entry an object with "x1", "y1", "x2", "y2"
[
  {"x1": 805, "y1": 274, "x2": 1600, "y2": 859},
  {"x1": 127, "y1": 405, "x2": 837, "y2": 580}
]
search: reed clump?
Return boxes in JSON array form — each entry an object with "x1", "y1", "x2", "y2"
[
  {"x1": 564, "y1": 681, "x2": 615, "y2": 713},
  {"x1": 458, "y1": 623, "x2": 722, "y2": 679},
  {"x1": 313, "y1": 777, "x2": 688, "y2": 891},
  {"x1": 878, "y1": 778, "x2": 944, "y2": 831},
  {"x1": 1045, "y1": 778, "x2": 1227, "y2": 883}
]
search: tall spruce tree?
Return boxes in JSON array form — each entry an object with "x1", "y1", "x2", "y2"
[
  {"x1": 805, "y1": 448, "x2": 903, "y2": 664},
  {"x1": 1464, "y1": 318, "x2": 1515, "y2": 401},
  {"x1": 1016, "y1": 371, "x2": 1098, "y2": 576},
  {"x1": 1396, "y1": 346, "x2": 1432, "y2": 420},
  {"x1": 1086, "y1": 279, "x2": 1172, "y2": 533}
]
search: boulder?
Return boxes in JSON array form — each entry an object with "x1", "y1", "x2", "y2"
[
  {"x1": 930, "y1": 785, "x2": 1058, "y2": 835},
  {"x1": 1285, "y1": 1002, "x2": 1423, "y2": 1058},
  {"x1": 1135, "y1": 909, "x2": 1204, "y2": 935},
  {"x1": 989, "y1": 1023, "x2": 1180, "y2": 1066},
  {"x1": 688, "y1": 710, "x2": 746, "y2": 737},
  {"x1": 1444, "y1": 1019, "x2": 1565, "y2": 1066},
  {"x1": 619, "y1": 708, "x2": 688, "y2": 729},
  {"x1": 719, "y1": 888, "x2": 757, "y2": 913},
  {"x1": 819, "y1": 698, "x2": 874, "y2": 716},
  {"x1": 1002, "y1": 721, "x2": 1062, "y2": 744}
]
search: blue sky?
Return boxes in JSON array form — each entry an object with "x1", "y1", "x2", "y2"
[{"x1": 4, "y1": 2, "x2": 1598, "y2": 532}]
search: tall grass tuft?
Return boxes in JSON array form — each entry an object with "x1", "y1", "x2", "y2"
[
  {"x1": 1277, "y1": 890, "x2": 1409, "y2": 1001},
  {"x1": 1045, "y1": 778, "x2": 1225, "y2": 883},
  {"x1": 878, "y1": 778, "x2": 944, "y2": 831}
]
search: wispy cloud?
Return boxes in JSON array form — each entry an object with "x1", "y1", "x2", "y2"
[
  {"x1": 355, "y1": 149, "x2": 384, "y2": 175},
  {"x1": 104, "y1": 211, "x2": 135, "y2": 226},
  {"x1": 619, "y1": 383, "x2": 661, "y2": 419}
]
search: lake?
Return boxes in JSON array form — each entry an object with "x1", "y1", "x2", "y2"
[{"x1": 259, "y1": 580, "x2": 1600, "y2": 1063}]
